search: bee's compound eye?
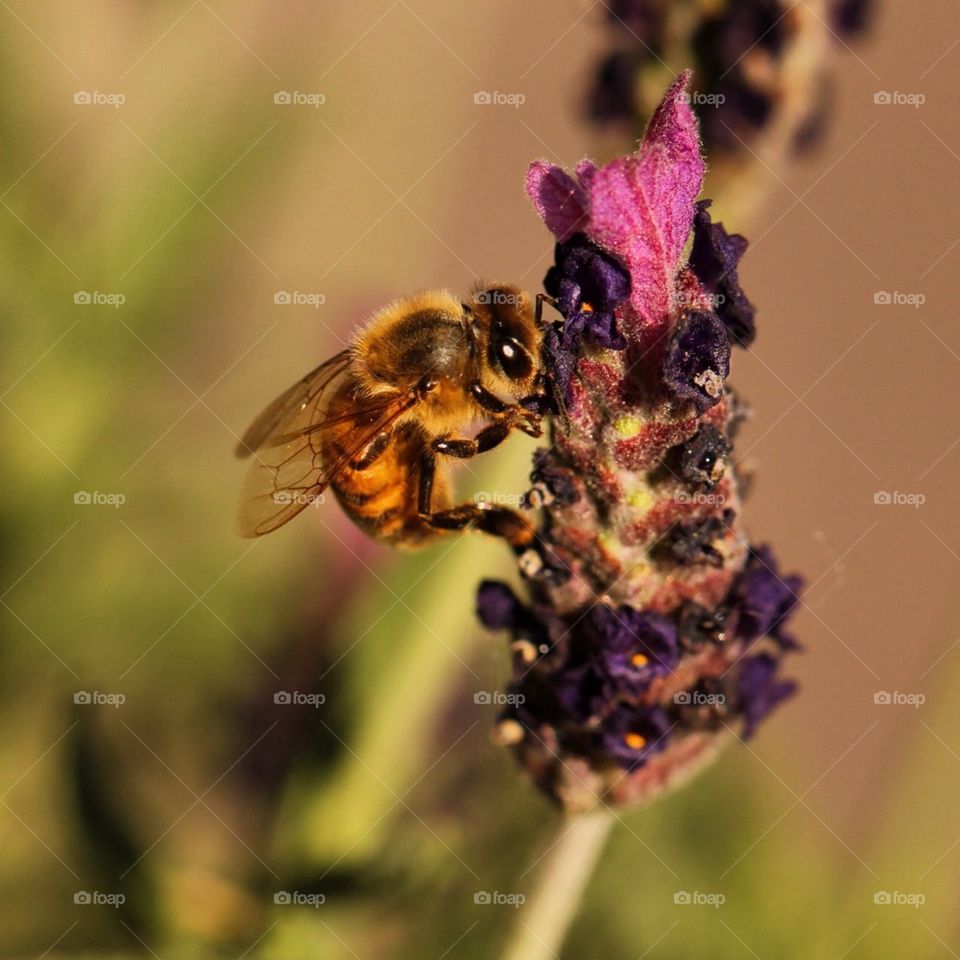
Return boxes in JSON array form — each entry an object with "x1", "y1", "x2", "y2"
[{"x1": 496, "y1": 337, "x2": 531, "y2": 380}]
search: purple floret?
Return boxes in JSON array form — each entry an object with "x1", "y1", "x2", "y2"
[
  {"x1": 737, "y1": 653, "x2": 797, "y2": 738},
  {"x1": 662, "y1": 310, "x2": 731, "y2": 412},
  {"x1": 690, "y1": 200, "x2": 757, "y2": 347},
  {"x1": 731, "y1": 546, "x2": 804, "y2": 650}
]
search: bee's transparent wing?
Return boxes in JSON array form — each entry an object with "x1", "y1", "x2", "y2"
[
  {"x1": 235, "y1": 375, "x2": 416, "y2": 538},
  {"x1": 235, "y1": 350, "x2": 353, "y2": 458}
]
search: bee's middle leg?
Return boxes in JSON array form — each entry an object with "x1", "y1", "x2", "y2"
[{"x1": 416, "y1": 449, "x2": 535, "y2": 550}]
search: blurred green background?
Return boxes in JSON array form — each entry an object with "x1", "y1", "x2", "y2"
[{"x1": 3, "y1": 2, "x2": 960, "y2": 957}]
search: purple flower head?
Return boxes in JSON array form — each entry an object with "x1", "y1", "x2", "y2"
[
  {"x1": 737, "y1": 653, "x2": 797, "y2": 738},
  {"x1": 528, "y1": 71, "x2": 704, "y2": 347},
  {"x1": 690, "y1": 200, "x2": 757, "y2": 347},
  {"x1": 477, "y1": 73, "x2": 802, "y2": 811},
  {"x1": 600, "y1": 704, "x2": 672, "y2": 769},
  {"x1": 731, "y1": 546, "x2": 804, "y2": 649},
  {"x1": 589, "y1": 604, "x2": 679, "y2": 695},
  {"x1": 662, "y1": 310, "x2": 731, "y2": 412}
]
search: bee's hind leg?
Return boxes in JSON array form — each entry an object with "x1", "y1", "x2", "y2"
[{"x1": 416, "y1": 449, "x2": 535, "y2": 552}]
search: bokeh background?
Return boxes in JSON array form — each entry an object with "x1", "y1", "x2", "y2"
[{"x1": 2, "y1": 1, "x2": 960, "y2": 957}]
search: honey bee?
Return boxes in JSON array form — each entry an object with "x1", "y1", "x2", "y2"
[{"x1": 235, "y1": 283, "x2": 557, "y2": 548}]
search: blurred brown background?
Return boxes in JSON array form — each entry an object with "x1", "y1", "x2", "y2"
[{"x1": 2, "y1": 1, "x2": 960, "y2": 957}]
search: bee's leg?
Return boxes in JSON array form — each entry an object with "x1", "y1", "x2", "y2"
[
  {"x1": 424, "y1": 503, "x2": 536, "y2": 550},
  {"x1": 466, "y1": 382, "x2": 542, "y2": 438},
  {"x1": 417, "y1": 449, "x2": 437, "y2": 515},
  {"x1": 431, "y1": 419, "x2": 530, "y2": 459},
  {"x1": 417, "y1": 448, "x2": 534, "y2": 550}
]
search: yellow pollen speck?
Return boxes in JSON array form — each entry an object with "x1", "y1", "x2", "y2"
[
  {"x1": 626, "y1": 487, "x2": 654, "y2": 511},
  {"x1": 582, "y1": 302, "x2": 594, "y2": 313},
  {"x1": 631, "y1": 653, "x2": 649, "y2": 667},
  {"x1": 614, "y1": 415, "x2": 643, "y2": 438},
  {"x1": 624, "y1": 732, "x2": 647, "y2": 750}
]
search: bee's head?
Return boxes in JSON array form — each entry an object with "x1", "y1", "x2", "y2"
[{"x1": 466, "y1": 284, "x2": 542, "y2": 400}]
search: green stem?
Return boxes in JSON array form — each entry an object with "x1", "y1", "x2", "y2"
[{"x1": 500, "y1": 808, "x2": 615, "y2": 960}]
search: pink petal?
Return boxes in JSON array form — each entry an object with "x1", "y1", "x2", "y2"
[
  {"x1": 586, "y1": 71, "x2": 703, "y2": 334},
  {"x1": 525, "y1": 160, "x2": 589, "y2": 242}
]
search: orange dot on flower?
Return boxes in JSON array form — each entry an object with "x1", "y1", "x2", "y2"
[
  {"x1": 624, "y1": 732, "x2": 647, "y2": 750},
  {"x1": 631, "y1": 652, "x2": 649, "y2": 667}
]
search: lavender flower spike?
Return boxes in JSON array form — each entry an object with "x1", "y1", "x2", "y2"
[{"x1": 480, "y1": 72, "x2": 802, "y2": 812}]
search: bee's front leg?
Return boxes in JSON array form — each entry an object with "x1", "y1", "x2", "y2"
[{"x1": 468, "y1": 381, "x2": 542, "y2": 438}]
